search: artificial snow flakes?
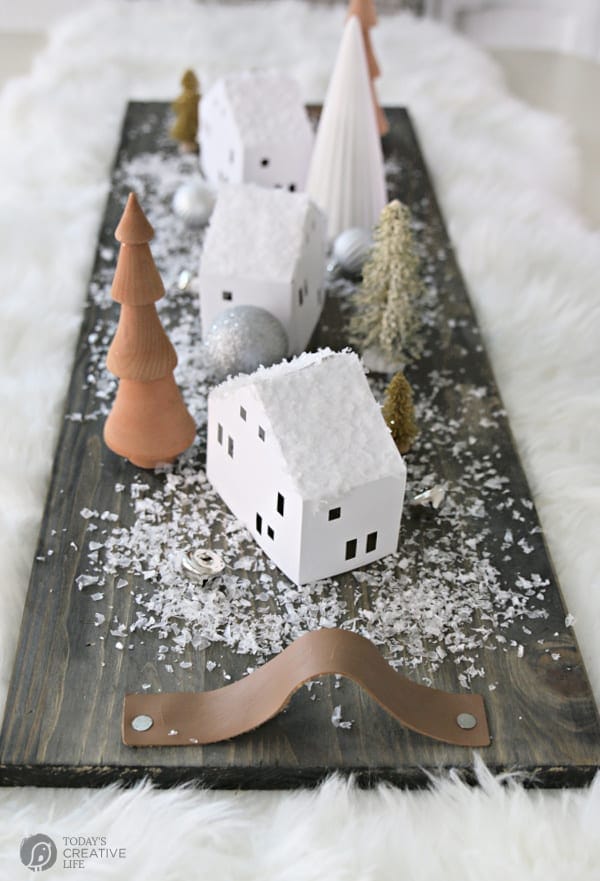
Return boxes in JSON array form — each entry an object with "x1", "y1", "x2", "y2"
[{"x1": 66, "y1": 134, "x2": 552, "y2": 697}]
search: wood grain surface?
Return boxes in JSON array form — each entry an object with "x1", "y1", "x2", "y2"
[{"x1": 1, "y1": 103, "x2": 598, "y2": 789}]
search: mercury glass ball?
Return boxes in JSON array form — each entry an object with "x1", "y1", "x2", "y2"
[
  {"x1": 332, "y1": 227, "x2": 373, "y2": 276},
  {"x1": 172, "y1": 177, "x2": 215, "y2": 227}
]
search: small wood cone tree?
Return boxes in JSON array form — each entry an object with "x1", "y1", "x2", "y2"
[
  {"x1": 103, "y1": 193, "x2": 196, "y2": 469},
  {"x1": 170, "y1": 69, "x2": 201, "y2": 151},
  {"x1": 350, "y1": 199, "x2": 422, "y2": 363},
  {"x1": 382, "y1": 370, "x2": 418, "y2": 454},
  {"x1": 346, "y1": 0, "x2": 388, "y2": 136}
]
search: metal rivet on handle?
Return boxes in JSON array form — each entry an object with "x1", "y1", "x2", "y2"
[
  {"x1": 131, "y1": 714, "x2": 154, "y2": 732},
  {"x1": 456, "y1": 712, "x2": 477, "y2": 730}
]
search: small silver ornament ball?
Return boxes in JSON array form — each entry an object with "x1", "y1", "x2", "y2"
[
  {"x1": 172, "y1": 177, "x2": 215, "y2": 227},
  {"x1": 331, "y1": 227, "x2": 373, "y2": 277},
  {"x1": 204, "y1": 306, "x2": 289, "y2": 382}
]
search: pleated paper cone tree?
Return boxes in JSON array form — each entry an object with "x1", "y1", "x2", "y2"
[
  {"x1": 103, "y1": 193, "x2": 196, "y2": 469},
  {"x1": 346, "y1": 0, "x2": 388, "y2": 135},
  {"x1": 307, "y1": 16, "x2": 387, "y2": 239}
]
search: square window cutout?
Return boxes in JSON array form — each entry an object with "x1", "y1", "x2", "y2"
[
  {"x1": 366, "y1": 532, "x2": 377, "y2": 553},
  {"x1": 328, "y1": 507, "x2": 341, "y2": 521},
  {"x1": 222, "y1": 291, "x2": 233, "y2": 301},
  {"x1": 345, "y1": 539, "x2": 357, "y2": 560}
]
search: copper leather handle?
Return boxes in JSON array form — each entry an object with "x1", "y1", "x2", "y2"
[{"x1": 123, "y1": 629, "x2": 490, "y2": 747}]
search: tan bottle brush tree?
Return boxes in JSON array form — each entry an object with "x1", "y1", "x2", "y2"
[
  {"x1": 350, "y1": 199, "x2": 423, "y2": 365},
  {"x1": 346, "y1": 0, "x2": 388, "y2": 136},
  {"x1": 170, "y1": 69, "x2": 201, "y2": 152},
  {"x1": 103, "y1": 193, "x2": 196, "y2": 469}
]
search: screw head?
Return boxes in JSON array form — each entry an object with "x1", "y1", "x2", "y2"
[
  {"x1": 131, "y1": 714, "x2": 154, "y2": 732},
  {"x1": 456, "y1": 712, "x2": 477, "y2": 730}
]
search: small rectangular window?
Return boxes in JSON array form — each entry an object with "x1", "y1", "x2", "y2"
[
  {"x1": 227, "y1": 436, "x2": 234, "y2": 458},
  {"x1": 345, "y1": 539, "x2": 357, "y2": 560},
  {"x1": 267, "y1": 525, "x2": 274, "y2": 540},
  {"x1": 217, "y1": 423, "x2": 223, "y2": 445},
  {"x1": 256, "y1": 514, "x2": 262, "y2": 534},
  {"x1": 298, "y1": 288, "x2": 303, "y2": 306},
  {"x1": 240, "y1": 406, "x2": 247, "y2": 421},
  {"x1": 366, "y1": 532, "x2": 378, "y2": 553},
  {"x1": 277, "y1": 493, "x2": 285, "y2": 516},
  {"x1": 258, "y1": 426, "x2": 265, "y2": 441},
  {"x1": 222, "y1": 290, "x2": 233, "y2": 301},
  {"x1": 328, "y1": 507, "x2": 341, "y2": 521}
]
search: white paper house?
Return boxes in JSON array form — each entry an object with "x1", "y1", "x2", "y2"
[
  {"x1": 199, "y1": 184, "x2": 327, "y2": 354},
  {"x1": 207, "y1": 348, "x2": 407, "y2": 585},
  {"x1": 200, "y1": 70, "x2": 314, "y2": 192}
]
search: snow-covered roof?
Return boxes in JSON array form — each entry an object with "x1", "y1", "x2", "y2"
[
  {"x1": 211, "y1": 349, "x2": 405, "y2": 501},
  {"x1": 218, "y1": 70, "x2": 312, "y2": 148},
  {"x1": 200, "y1": 184, "x2": 324, "y2": 283}
]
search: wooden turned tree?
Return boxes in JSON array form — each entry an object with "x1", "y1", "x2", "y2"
[
  {"x1": 346, "y1": 0, "x2": 388, "y2": 136},
  {"x1": 103, "y1": 192, "x2": 196, "y2": 469}
]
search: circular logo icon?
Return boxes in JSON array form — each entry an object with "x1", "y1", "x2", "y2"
[{"x1": 20, "y1": 834, "x2": 57, "y2": 872}]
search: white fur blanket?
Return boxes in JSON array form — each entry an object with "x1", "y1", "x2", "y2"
[{"x1": 0, "y1": 1, "x2": 599, "y2": 876}]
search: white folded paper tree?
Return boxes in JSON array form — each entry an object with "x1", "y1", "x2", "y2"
[{"x1": 307, "y1": 16, "x2": 387, "y2": 239}]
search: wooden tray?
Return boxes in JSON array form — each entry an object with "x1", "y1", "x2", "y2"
[{"x1": 1, "y1": 103, "x2": 599, "y2": 788}]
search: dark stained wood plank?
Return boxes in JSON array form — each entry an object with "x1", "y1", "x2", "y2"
[{"x1": 0, "y1": 102, "x2": 599, "y2": 789}]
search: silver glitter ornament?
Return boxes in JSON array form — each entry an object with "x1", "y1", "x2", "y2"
[
  {"x1": 330, "y1": 227, "x2": 373, "y2": 277},
  {"x1": 172, "y1": 177, "x2": 215, "y2": 227},
  {"x1": 204, "y1": 306, "x2": 289, "y2": 381}
]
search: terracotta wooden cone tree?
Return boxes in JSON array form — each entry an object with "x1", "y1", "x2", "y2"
[
  {"x1": 103, "y1": 193, "x2": 196, "y2": 469},
  {"x1": 346, "y1": 0, "x2": 388, "y2": 136}
]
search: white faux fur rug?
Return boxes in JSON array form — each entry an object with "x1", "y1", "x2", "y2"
[{"x1": 1, "y1": 1, "x2": 599, "y2": 877}]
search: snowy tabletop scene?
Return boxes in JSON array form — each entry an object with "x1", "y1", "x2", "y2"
[{"x1": 1, "y1": 102, "x2": 598, "y2": 788}]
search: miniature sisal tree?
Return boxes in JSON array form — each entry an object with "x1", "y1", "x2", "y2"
[
  {"x1": 170, "y1": 69, "x2": 201, "y2": 152},
  {"x1": 346, "y1": 0, "x2": 388, "y2": 136},
  {"x1": 350, "y1": 199, "x2": 422, "y2": 364},
  {"x1": 382, "y1": 371, "x2": 418, "y2": 454},
  {"x1": 103, "y1": 193, "x2": 196, "y2": 469},
  {"x1": 307, "y1": 15, "x2": 387, "y2": 239}
]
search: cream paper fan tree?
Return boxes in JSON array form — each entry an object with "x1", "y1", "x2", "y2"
[{"x1": 307, "y1": 15, "x2": 387, "y2": 239}]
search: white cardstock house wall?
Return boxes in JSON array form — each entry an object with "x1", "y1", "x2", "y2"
[
  {"x1": 207, "y1": 349, "x2": 407, "y2": 585},
  {"x1": 200, "y1": 70, "x2": 314, "y2": 192},
  {"x1": 199, "y1": 184, "x2": 327, "y2": 355}
]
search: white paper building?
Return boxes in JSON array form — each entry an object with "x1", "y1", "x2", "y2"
[
  {"x1": 207, "y1": 348, "x2": 407, "y2": 585},
  {"x1": 199, "y1": 184, "x2": 327, "y2": 354},
  {"x1": 307, "y1": 16, "x2": 387, "y2": 239},
  {"x1": 200, "y1": 70, "x2": 314, "y2": 192}
]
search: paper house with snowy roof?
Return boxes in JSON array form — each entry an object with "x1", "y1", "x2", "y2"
[
  {"x1": 200, "y1": 70, "x2": 314, "y2": 192},
  {"x1": 199, "y1": 184, "x2": 327, "y2": 354},
  {"x1": 207, "y1": 348, "x2": 407, "y2": 585}
]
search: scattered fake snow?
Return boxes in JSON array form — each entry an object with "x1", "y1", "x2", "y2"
[
  {"x1": 200, "y1": 183, "x2": 322, "y2": 283},
  {"x1": 211, "y1": 347, "x2": 405, "y2": 500},
  {"x1": 221, "y1": 70, "x2": 311, "y2": 149},
  {"x1": 54, "y1": 133, "x2": 554, "y2": 718}
]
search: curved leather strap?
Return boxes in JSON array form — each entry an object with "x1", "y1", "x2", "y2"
[{"x1": 122, "y1": 629, "x2": 490, "y2": 747}]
